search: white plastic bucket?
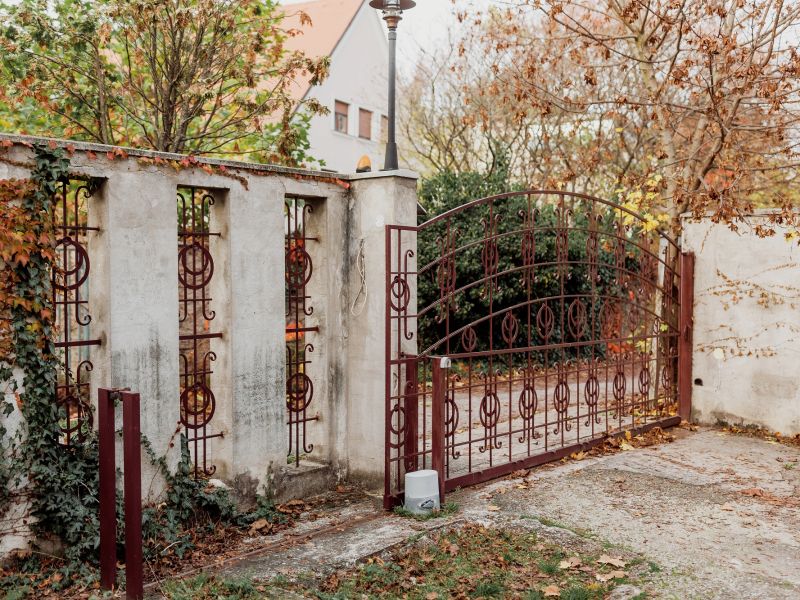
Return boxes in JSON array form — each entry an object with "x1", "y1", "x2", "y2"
[{"x1": 404, "y1": 469, "x2": 440, "y2": 514}]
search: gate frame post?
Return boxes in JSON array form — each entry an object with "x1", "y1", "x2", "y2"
[
  {"x1": 431, "y1": 356, "x2": 450, "y2": 504},
  {"x1": 678, "y1": 251, "x2": 695, "y2": 421},
  {"x1": 402, "y1": 355, "x2": 419, "y2": 473}
]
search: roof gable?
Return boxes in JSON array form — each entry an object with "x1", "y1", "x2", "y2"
[{"x1": 282, "y1": 0, "x2": 366, "y2": 62}]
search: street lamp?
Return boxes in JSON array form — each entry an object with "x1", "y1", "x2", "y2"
[{"x1": 370, "y1": 0, "x2": 415, "y2": 171}]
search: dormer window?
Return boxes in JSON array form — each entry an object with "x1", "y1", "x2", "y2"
[{"x1": 335, "y1": 101, "x2": 349, "y2": 133}]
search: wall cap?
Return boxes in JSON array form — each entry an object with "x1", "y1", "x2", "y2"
[
  {"x1": 680, "y1": 208, "x2": 800, "y2": 221},
  {"x1": 346, "y1": 169, "x2": 419, "y2": 181},
  {"x1": 0, "y1": 132, "x2": 418, "y2": 182}
]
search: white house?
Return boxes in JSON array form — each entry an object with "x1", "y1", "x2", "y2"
[{"x1": 282, "y1": 0, "x2": 389, "y2": 173}]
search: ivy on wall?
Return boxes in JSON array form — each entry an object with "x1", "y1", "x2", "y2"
[{"x1": 0, "y1": 145, "x2": 108, "y2": 575}]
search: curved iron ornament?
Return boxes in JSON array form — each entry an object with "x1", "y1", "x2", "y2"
[
  {"x1": 178, "y1": 188, "x2": 223, "y2": 477},
  {"x1": 53, "y1": 179, "x2": 101, "y2": 445},
  {"x1": 285, "y1": 197, "x2": 320, "y2": 465},
  {"x1": 385, "y1": 190, "x2": 684, "y2": 507}
]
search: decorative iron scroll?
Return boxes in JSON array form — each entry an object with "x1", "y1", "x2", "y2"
[
  {"x1": 53, "y1": 178, "x2": 100, "y2": 445},
  {"x1": 178, "y1": 187, "x2": 222, "y2": 477},
  {"x1": 385, "y1": 190, "x2": 685, "y2": 507},
  {"x1": 285, "y1": 196, "x2": 318, "y2": 466}
]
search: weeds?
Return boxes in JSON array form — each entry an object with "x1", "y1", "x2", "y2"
[{"x1": 393, "y1": 501, "x2": 459, "y2": 521}]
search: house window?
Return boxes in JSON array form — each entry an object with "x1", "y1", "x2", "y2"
[
  {"x1": 334, "y1": 101, "x2": 349, "y2": 134},
  {"x1": 380, "y1": 115, "x2": 389, "y2": 143},
  {"x1": 359, "y1": 109, "x2": 373, "y2": 140}
]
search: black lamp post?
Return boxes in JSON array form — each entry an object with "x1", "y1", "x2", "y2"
[{"x1": 370, "y1": 0, "x2": 415, "y2": 171}]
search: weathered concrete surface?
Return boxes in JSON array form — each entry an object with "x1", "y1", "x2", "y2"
[
  {"x1": 683, "y1": 213, "x2": 800, "y2": 435},
  {"x1": 179, "y1": 428, "x2": 800, "y2": 600},
  {"x1": 480, "y1": 428, "x2": 800, "y2": 599}
]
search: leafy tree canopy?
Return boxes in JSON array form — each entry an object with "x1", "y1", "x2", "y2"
[{"x1": 0, "y1": 0, "x2": 329, "y2": 166}]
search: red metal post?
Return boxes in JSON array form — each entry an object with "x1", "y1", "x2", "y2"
[
  {"x1": 678, "y1": 252, "x2": 695, "y2": 421},
  {"x1": 384, "y1": 225, "x2": 393, "y2": 510},
  {"x1": 403, "y1": 356, "x2": 419, "y2": 473},
  {"x1": 98, "y1": 388, "x2": 116, "y2": 591},
  {"x1": 121, "y1": 391, "x2": 143, "y2": 600},
  {"x1": 430, "y1": 357, "x2": 448, "y2": 504}
]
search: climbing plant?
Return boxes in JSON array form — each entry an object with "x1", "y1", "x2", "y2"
[{"x1": 0, "y1": 144, "x2": 109, "y2": 578}]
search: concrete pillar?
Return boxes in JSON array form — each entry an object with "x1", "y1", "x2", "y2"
[
  {"x1": 90, "y1": 168, "x2": 181, "y2": 496},
  {"x1": 224, "y1": 178, "x2": 288, "y2": 495},
  {"x1": 345, "y1": 171, "x2": 418, "y2": 485}
]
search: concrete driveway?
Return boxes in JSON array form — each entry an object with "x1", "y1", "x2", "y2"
[{"x1": 153, "y1": 427, "x2": 800, "y2": 599}]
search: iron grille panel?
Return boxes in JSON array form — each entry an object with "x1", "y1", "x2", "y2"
[{"x1": 178, "y1": 187, "x2": 222, "y2": 477}]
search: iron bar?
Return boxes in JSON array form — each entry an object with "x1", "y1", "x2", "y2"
[
  {"x1": 431, "y1": 357, "x2": 447, "y2": 504},
  {"x1": 678, "y1": 252, "x2": 695, "y2": 421},
  {"x1": 98, "y1": 388, "x2": 116, "y2": 591},
  {"x1": 121, "y1": 391, "x2": 143, "y2": 600}
]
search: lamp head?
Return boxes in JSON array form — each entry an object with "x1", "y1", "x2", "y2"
[{"x1": 369, "y1": 0, "x2": 416, "y2": 10}]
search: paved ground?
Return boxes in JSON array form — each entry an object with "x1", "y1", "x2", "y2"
[{"x1": 149, "y1": 428, "x2": 800, "y2": 599}]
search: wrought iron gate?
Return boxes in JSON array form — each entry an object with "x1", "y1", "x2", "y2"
[{"x1": 385, "y1": 190, "x2": 693, "y2": 507}]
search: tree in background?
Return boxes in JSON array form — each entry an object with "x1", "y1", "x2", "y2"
[
  {"x1": 399, "y1": 39, "x2": 581, "y2": 188},
  {"x1": 0, "y1": 0, "x2": 329, "y2": 165},
  {"x1": 405, "y1": 0, "x2": 800, "y2": 233}
]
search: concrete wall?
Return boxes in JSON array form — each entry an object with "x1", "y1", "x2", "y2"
[
  {"x1": 0, "y1": 134, "x2": 418, "y2": 556},
  {"x1": 683, "y1": 212, "x2": 800, "y2": 435}
]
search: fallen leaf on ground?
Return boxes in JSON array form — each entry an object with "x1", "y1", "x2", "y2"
[
  {"x1": 559, "y1": 556, "x2": 582, "y2": 569},
  {"x1": 487, "y1": 505, "x2": 501, "y2": 512},
  {"x1": 543, "y1": 584, "x2": 560, "y2": 597},
  {"x1": 597, "y1": 554, "x2": 627, "y2": 568},
  {"x1": 596, "y1": 570, "x2": 628, "y2": 582},
  {"x1": 249, "y1": 518, "x2": 269, "y2": 532}
]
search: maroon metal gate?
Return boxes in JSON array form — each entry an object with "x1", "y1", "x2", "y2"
[{"x1": 385, "y1": 190, "x2": 693, "y2": 507}]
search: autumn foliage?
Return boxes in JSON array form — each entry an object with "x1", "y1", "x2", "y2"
[
  {"x1": 0, "y1": 177, "x2": 49, "y2": 363},
  {"x1": 406, "y1": 0, "x2": 800, "y2": 233}
]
